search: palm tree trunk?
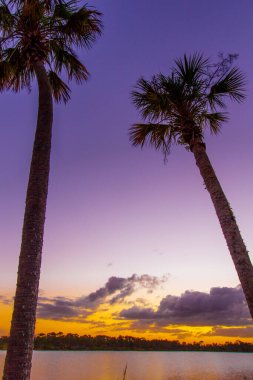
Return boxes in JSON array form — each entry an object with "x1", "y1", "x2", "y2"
[
  {"x1": 3, "y1": 60, "x2": 53, "y2": 380},
  {"x1": 191, "y1": 139, "x2": 253, "y2": 319}
]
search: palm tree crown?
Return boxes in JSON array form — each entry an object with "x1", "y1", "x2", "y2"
[
  {"x1": 130, "y1": 54, "x2": 245, "y2": 156},
  {"x1": 0, "y1": 0, "x2": 102, "y2": 101}
]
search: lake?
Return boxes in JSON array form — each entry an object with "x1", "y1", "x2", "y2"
[{"x1": 1, "y1": 351, "x2": 253, "y2": 379}]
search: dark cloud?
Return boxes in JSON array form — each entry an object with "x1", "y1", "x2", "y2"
[
  {"x1": 37, "y1": 297, "x2": 90, "y2": 321},
  {"x1": 38, "y1": 303, "x2": 79, "y2": 320},
  {"x1": 35, "y1": 274, "x2": 168, "y2": 322},
  {"x1": 119, "y1": 286, "x2": 252, "y2": 327},
  {"x1": 121, "y1": 306, "x2": 156, "y2": 320}
]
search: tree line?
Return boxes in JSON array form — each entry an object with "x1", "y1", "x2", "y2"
[{"x1": 1, "y1": 333, "x2": 253, "y2": 353}]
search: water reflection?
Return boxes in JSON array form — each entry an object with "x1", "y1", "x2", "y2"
[{"x1": 1, "y1": 351, "x2": 253, "y2": 379}]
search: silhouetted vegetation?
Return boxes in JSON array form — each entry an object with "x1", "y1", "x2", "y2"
[{"x1": 1, "y1": 333, "x2": 252, "y2": 352}]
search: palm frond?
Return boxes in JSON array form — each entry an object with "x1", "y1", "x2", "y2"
[
  {"x1": 48, "y1": 70, "x2": 71, "y2": 103},
  {"x1": 132, "y1": 76, "x2": 172, "y2": 121},
  {"x1": 51, "y1": 44, "x2": 89, "y2": 83},
  {"x1": 0, "y1": 60, "x2": 12, "y2": 90},
  {"x1": 58, "y1": 7, "x2": 102, "y2": 48},
  {"x1": 129, "y1": 123, "x2": 175, "y2": 157},
  {"x1": 53, "y1": 0, "x2": 77, "y2": 19},
  {"x1": 158, "y1": 73, "x2": 187, "y2": 107},
  {"x1": 174, "y1": 53, "x2": 209, "y2": 85},
  {"x1": 10, "y1": 66, "x2": 33, "y2": 91},
  {"x1": 0, "y1": 2, "x2": 16, "y2": 35},
  {"x1": 10, "y1": 67, "x2": 33, "y2": 91},
  {"x1": 208, "y1": 67, "x2": 246, "y2": 109},
  {"x1": 1, "y1": 47, "x2": 33, "y2": 91},
  {"x1": 203, "y1": 112, "x2": 228, "y2": 135}
]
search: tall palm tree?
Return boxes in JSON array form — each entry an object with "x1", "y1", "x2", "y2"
[
  {"x1": 130, "y1": 54, "x2": 253, "y2": 319},
  {"x1": 0, "y1": 0, "x2": 102, "y2": 378}
]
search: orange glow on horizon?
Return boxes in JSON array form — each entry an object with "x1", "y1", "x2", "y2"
[{"x1": 1, "y1": 303, "x2": 253, "y2": 345}]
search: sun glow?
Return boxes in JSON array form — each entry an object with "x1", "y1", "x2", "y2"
[{"x1": 1, "y1": 300, "x2": 253, "y2": 345}]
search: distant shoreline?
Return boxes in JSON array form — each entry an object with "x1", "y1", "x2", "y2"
[{"x1": 1, "y1": 334, "x2": 253, "y2": 353}]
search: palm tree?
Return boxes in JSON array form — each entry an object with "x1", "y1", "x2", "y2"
[
  {"x1": 0, "y1": 0, "x2": 102, "y2": 378},
  {"x1": 130, "y1": 54, "x2": 253, "y2": 319}
]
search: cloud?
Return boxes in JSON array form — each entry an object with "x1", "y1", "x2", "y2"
[
  {"x1": 0, "y1": 295, "x2": 12, "y2": 305},
  {"x1": 37, "y1": 296, "x2": 90, "y2": 321},
  {"x1": 119, "y1": 286, "x2": 252, "y2": 327},
  {"x1": 74, "y1": 274, "x2": 169, "y2": 309},
  {"x1": 6, "y1": 280, "x2": 251, "y2": 334},
  {"x1": 121, "y1": 318, "x2": 191, "y2": 338},
  {"x1": 36, "y1": 274, "x2": 168, "y2": 322},
  {"x1": 121, "y1": 306, "x2": 156, "y2": 320},
  {"x1": 203, "y1": 326, "x2": 253, "y2": 338}
]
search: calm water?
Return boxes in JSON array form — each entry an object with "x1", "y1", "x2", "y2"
[{"x1": 1, "y1": 351, "x2": 253, "y2": 379}]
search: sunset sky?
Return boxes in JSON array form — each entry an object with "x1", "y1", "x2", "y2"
[{"x1": 0, "y1": 0, "x2": 253, "y2": 344}]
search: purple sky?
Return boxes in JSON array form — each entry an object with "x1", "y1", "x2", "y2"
[{"x1": 0, "y1": 0, "x2": 253, "y2": 337}]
